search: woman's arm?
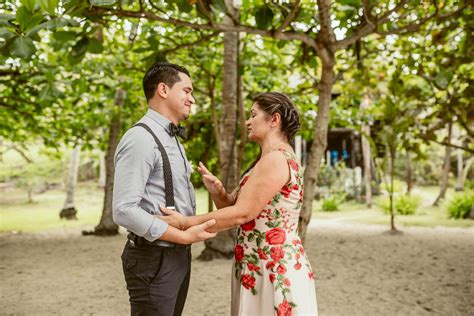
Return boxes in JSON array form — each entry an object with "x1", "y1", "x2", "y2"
[
  {"x1": 161, "y1": 151, "x2": 290, "y2": 232},
  {"x1": 159, "y1": 219, "x2": 217, "y2": 244},
  {"x1": 197, "y1": 162, "x2": 236, "y2": 209}
]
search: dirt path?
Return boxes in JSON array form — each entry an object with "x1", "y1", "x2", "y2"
[{"x1": 1, "y1": 221, "x2": 473, "y2": 315}]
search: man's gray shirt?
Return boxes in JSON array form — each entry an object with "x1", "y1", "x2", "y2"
[{"x1": 112, "y1": 109, "x2": 196, "y2": 243}]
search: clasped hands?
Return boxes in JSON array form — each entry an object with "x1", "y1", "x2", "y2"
[{"x1": 158, "y1": 162, "x2": 225, "y2": 237}]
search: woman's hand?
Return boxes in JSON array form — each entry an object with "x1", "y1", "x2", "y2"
[
  {"x1": 159, "y1": 207, "x2": 185, "y2": 229},
  {"x1": 197, "y1": 162, "x2": 226, "y2": 196}
]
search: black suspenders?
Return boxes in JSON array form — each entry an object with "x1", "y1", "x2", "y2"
[{"x1": 134, "y1": 123, "x2": 175, "y2": 208}]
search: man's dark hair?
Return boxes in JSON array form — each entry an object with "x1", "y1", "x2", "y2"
[{"x1": 143, "y1": 62, "x2": 191, "y2": 101}]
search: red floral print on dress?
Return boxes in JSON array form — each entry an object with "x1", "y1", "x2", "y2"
[
  {"x1": 288, "y1": 159, "x2": 299, "y2": 172},
  {"x1": 241, "y1": 219, "x2": 256, "y2": 231},
  {"x1": 235, "y1": 245, "x2": 244, "y2": 262},
  {"x1": 277, "y1": 265, "x2": 287, "y2": 275},
  {"x1": 269, "y1": 273, "x2": 275, "y2": 283},
  {"x1": 248, "y1": 263, "x2": 260, "y2": 272},
  {"x1": 277, "y1": 300, "x2": 293, "y2": 316},
  {"x1": 270, "y1": 246, "x2": 285, "y2": 262},
  {"x1": 241, "y1": 274, "x2": 256, "y2": 290},
  {"x1": 258, "y1": 248, "x2": 268, "y2": 260},
  {"x1": 266, "y1": 228, "x2": 286, "y2": 245}
]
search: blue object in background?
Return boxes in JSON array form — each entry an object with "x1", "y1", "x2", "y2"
[
  {"x1": 331, "y1": 150, "x2": 338, "y2": 166},
  {"x1": 342, "y1": 149, "x2": 349, "y2": 160}
]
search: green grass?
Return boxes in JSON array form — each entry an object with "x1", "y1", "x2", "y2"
[
  {"x1": 1, "y1": 181, "x2": 473, "y2": 233},
  {"x1": 0, "y1": 182, "x2": 214, "y2": 233},
  {"x1": 312, "y1": 188, "x2": 474, "y2": 228}
]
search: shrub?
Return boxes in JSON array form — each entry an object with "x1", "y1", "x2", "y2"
[
  {"x1": 395, "y1": 195, "x2": 420, "y2": 215},
  {"x1": 447, "y1": 192, "x2": 474, "y2": 219},
  {"x1": 322, "y1": 194, "x2": 345, "y2": 212},
  {"x1": 379, "y1": 194, "x2": 421, "y2": 215}
]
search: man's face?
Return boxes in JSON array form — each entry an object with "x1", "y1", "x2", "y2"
[{"x1": 167, "y1": 72, "x2": 195, "y2": 122}]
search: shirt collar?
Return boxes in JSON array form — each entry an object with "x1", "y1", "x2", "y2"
[{"x1": 145, "y1": 108, "x2": 173, "y2": 131}]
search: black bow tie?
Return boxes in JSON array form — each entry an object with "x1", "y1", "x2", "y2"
[{"x1": 168, "y1": 123, "x2": 187, "y2": 139}]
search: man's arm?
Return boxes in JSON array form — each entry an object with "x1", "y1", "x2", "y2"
[{"x1": 112, "y1": 128, "x2": 168, "y2": 242}]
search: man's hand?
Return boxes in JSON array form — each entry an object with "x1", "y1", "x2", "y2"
[
  {"x1": 197, "y1": 162, "x2": 226, "y2": 196},
  {"x1": 183, "y1": 219, "x2": 217, "y2": 243}
]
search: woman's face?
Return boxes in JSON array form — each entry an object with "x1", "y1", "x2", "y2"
[{"x1": 246, "y1": 103, "x2": 271, "y2": 142}]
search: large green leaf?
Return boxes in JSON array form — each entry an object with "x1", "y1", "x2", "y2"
[
  {"x1": 176, "y1": 0, "x2": 193, "y2": 13},
  {"x1": 53, "y1": 31, "x2": 78, "y2": 42},
  {"x1": 26, "y1": 18, "x2": 76, "y2": 37},
  {"x1": 16, "y1": 6, "x2": 44, "y2": 32},
  {"x1": 434, "y1": 69, "x2": 453, "y2": 90},
  {"x1": 90, "y1": 0, "x2": 116, "y2": 6},
  {"x1": 38, "y1": 0, "x2": 59, "y2": 15},
  {"x1": 71, "y1": 37, "x2": 89, "y2": 57},
  {"x1": 9, "y1": 36, "x2": 36, "y2": 58},
  {"x1": 87, "y1": 37, "x2": 103, "y2": 54},
  {"x1": 20, "y1": 0, "x2": 36, "y2": 12},
  {"x1": 255, "y1": 5, "x2": 274, "y2": 30},
  {"x1": 0, "y1": 29, "x2": 16, "y2": 40}
]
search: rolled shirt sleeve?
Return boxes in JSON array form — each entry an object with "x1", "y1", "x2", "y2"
[{"x1": 112, "y1": 127, "x2": 169, "y2": 241}]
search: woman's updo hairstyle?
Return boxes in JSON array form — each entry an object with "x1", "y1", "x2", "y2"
[{"x1": 252, "y1": 92, "x2": 301, "y2": 146}]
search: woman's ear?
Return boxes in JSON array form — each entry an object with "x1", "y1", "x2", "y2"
[
  {"x1": 155, "y1": 82, "x2": 169, "y2": 99},
  {"x1": 271, "y1": 112, "x2": 281, "y2": 128}
]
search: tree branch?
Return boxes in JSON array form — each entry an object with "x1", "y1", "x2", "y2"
[
  {"x1": 161, "y1": 31, "x2": 219, "y2": 54},
  {"x1": 275, "y1": 0, "x2": 301, "y2": 34},
  {"x1": 317, "y1": 0, "x2": 336, "y2": 44},
  {"x1": 86, "y1": 6, "x2": 318, "y2": 50}
]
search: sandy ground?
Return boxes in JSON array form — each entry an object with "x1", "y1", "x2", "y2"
[{"x1": 1, "y1": 220, "x2": 473, "y2": 316}]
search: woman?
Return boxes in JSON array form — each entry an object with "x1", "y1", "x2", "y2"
[{"x1": 161, "y1": 92, "x2": 318, "y2": 315}]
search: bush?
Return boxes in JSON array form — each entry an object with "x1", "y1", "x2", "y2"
[
  {"x1": 447, "y1": 192, "x2": 474, "y2": 219},
  {"x1": 379, "y1": 194, "x2": 420, "y2": 215},
  {"x1": 395, "y1": 195, "x2": 420, "y2": 215},
  {"x1": 321, "y1": 194, "x2": 345, "y2": 212}
]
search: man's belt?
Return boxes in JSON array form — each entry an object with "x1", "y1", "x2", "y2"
[{"x1": 127, "y1": 232, "x2": 190, "y2": 250}]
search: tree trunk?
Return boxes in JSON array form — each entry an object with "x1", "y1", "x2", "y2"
[
  {"x1": 97, "y1": 150, "x2": 106, "y2": 188},
  {"x1": 84, "y1": 88, "x2": 125, "y2": 236},
  {"x1": 60, "y1": 145, "x2": 81, "y2": 220},
  {"x1": 298, "y1": 47, "x2": 334, "y2": 244},
  {"x1": 199, "y1": 1, "x2": 240, "y2": 260},
  {"x1": 433, "y1": 122, "x2": 453, "y2": 206},
  {"x1": 360, "y1": 94, "x2": 372, "y2": 207},
  {"x1": 389, "y1": 147, "x2": 397, "y2": 231},
  {"x1": 455, "y1": 148, "x2": 464, "y2": 191},
  {"x1": 454, "y1": 125, "x2": 464, "y2": 191},
  {"x1": 406, "y1": 151, "x2": 413, "y2": 195}
]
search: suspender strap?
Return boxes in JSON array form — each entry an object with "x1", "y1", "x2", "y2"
[{"x1": 134, "y1": 123, "x2": 175, "y2": 208}]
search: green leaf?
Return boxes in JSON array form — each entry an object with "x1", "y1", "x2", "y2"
[
  {"x1": 90, "y1": 0, "x2": 116, "y2": 6},
  {"x1": 0, "y1": 29, "x2": 16, "y2": 40},
  {"x1": 53, "y1": 31, "x2": 78, "y2": 42},
  {"x1": 255, "y1": 5, "x2": 274, "y2": 30},
  {"x1": 26, "y1": 18, "x2": 75, "y2": 37},
  {"x1": 434, "y1": 69, "x2": 453, "y2": 90},
  {"x1": 71, "y1": 37, "x2": 89, "y2": 57},
  {"x1": 210, "y1": 0, "x2": 227, "y2": 13},
  {"x1": 176, "y1": 0, "x2": 193, "y2": 13},
  {"x1": 38, "y1": 0, "x2": 59, "y2": 15},
  {"x1": 88, "y1": 37, "x2": 103, "y2": 54},
  {"x1": 9, "y1": 36, "x2": 36, "y2": 58},
  {"x1": 20, "y1": 0, "x2": 36, "y2": 12},
  {"x1": 0, "y1": 14, "x2": 16, "y2": 21},
  {"x1": 16, "y1": 6, "x2": 44, "y2": 32}
]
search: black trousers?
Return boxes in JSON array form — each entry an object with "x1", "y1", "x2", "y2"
[{"x1": 121, "y1": 241, "x2": 191, "y2": 316}]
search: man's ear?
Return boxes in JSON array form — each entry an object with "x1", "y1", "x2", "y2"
[
  {"x1": 155, "y1": 82, "x2": 169, "y2": 99},
  {"x1": 271, "y1": 112, "x2": 281, "y2": 128}
]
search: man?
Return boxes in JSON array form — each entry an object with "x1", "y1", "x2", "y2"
[{"x1": 113, "y1": 62, "x2": 216, "y2": 315}]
